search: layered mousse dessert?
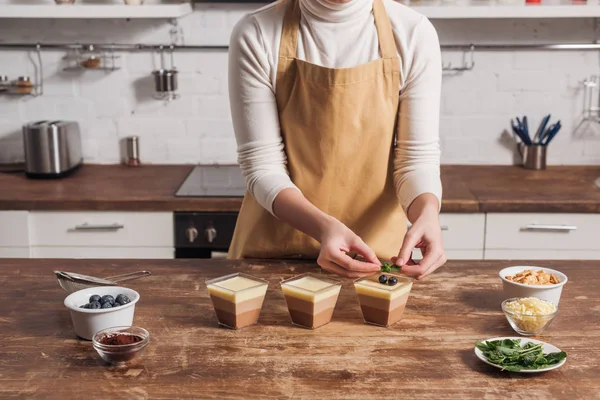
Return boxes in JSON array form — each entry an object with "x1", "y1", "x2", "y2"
[
  {"x1": 354, "y1": 273, "x2": 413, "y2": 327},
  {"x1": 206, "y1": 273, "x2": 269, "y2": 329},
  {"x1": 281, "y1": 273, "x2": 342, "y2": 329}
]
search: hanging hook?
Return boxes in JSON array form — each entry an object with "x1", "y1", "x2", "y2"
[
  {"x1": 35, "y1": 43, "x2": 43, "y2": 96},
  {"x1": 159, "y1": 45, "x2": 165, "y2": 70},
  {"x1": 169, "y1": 44, "x2": 176, "y2": 71},
  {"x1": 442, "y1": 44, "x2": 475, "y2": 72}
]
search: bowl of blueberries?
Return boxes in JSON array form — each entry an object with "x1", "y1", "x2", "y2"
[{"x1": 63, "y1": 286, "x2": 140, "y2": 340}]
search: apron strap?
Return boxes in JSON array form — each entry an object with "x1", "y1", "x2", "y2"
[
  {"x1": 372, "y1": 0, "x2": 397, "y2": 60},
  {"x1": 278, "y1": 0, "x2": 301, "y2": 60}
]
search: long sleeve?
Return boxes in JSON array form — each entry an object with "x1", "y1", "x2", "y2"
[
  {"x1": 393, "y1": 17, "x2": 443, "y2": 213},
  {"x1": 228, "y1": 14, "x2": 299, "y2": 216}
]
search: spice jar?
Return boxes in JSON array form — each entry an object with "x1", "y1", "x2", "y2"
[
  {"x1": 81, "y1": 55, "x2": 101, "y2": 69},
  {"x1": 0, "y1": 76, "x2": 8, "y2": 93},
  {"x1": 15, "y1": 76, "x2": 33, "y2": 95}
]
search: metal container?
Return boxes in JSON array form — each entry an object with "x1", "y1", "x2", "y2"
[
  {"x1": 0, "y1": 75, "x2": 8, "y2": 93},
  {"x1": 153, "y1": 69, "x2": 178, "y2": 93},
  {"x1": 520, "y1": 144, "x2": 547, "y2": 170},
  {"x1": 125, "y1": 135, "x2": 140, "y2": 166},
  {"x1": 22, "y1": 120, "x2": 82, "y2": 178}
]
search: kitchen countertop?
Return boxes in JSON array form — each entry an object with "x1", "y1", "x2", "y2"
[
  {"x1": 0, "y1": 164, "x2": 598, "y2": 213},
  {"x1": 0, "y1": 259, "x2": 598, "y2": 399}
]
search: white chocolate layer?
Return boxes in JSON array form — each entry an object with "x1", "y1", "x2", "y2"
[
  {"x1": 282, "y1": 276, "x2": 341, "y2": 303},
  {"x1": 208, "y1": 276, "x2": 267, "y2": 303},
  {"x1": 354, "y1": 278, "x2": 412, "y2": 300}
]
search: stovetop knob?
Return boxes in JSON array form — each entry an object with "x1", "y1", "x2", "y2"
[
  {"x1": 205, "y1": 226, "x2": 217, "y2": 243},
  {"x1": 186, "y1": 226, "x2": 198, "y2": 243}
]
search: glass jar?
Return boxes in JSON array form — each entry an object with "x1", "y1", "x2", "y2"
[
  {"x1": 0, "y1": 76, "x2": 9, "y2": 93},
  {"x1": 15, "y1": 76, "x2": 33, "y2": 95}
]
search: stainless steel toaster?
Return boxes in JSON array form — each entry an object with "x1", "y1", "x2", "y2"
[{"x1": 22, "y1": 120, "x2": 83, "y2": 178}]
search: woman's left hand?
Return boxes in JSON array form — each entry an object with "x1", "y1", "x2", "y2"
[{"x1": 392, "y1": 194, "x2": 446, "y2": 280}]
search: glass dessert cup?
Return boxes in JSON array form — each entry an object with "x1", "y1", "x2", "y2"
[
  {"x1": 354, "y1": 273, "x2": 413, "y2": 327},
  {"x1": 206, "y1": 273, "x2": 269, "y2": 330},
  {"x1": 280, "y1": 273, "x2": 342, "y2": 329}
]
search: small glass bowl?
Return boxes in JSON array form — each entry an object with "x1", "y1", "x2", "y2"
[
  {"x1": 92, "y1": 326, "x2": 149, "y2": 365},
  {"x1": 501, "y1": 298, "x2": 558, "y2": 336}
]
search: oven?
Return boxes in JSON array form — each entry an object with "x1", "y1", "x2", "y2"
[{"x1": 174, "y1": 212, "x2": 239, "y2": 259}]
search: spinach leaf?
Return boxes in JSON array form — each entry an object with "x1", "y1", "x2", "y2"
[{"x1": 476, "y1": 340, "x2": 566, "y2": 371}]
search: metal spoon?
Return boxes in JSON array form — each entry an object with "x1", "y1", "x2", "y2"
[{"x1": 54, "y1": 270, "x2": 151, "y2": 294}]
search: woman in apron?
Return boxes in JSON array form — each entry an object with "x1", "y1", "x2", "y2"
[{"x1": 228, "y1": 0, "x2": 445, "y2": 279}]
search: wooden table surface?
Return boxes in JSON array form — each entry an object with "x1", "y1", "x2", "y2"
[
  {"x1": 0, "y1": 164, "x2": 599, "y2": 213},
  {"x1": 1, "y1": 259, "x2": 598, "y2": 399}
]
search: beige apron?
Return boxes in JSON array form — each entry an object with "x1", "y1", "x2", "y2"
[{"x1": 228, "y1": 0, "x2": 407, "y2": 260}]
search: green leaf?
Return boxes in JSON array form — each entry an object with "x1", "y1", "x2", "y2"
[
  {"x1": 477, "y1": 340, "x2": 566, "y2": 372},
  {"x1": 380, "y1": 262, "x2": 401, "y2": 273}
]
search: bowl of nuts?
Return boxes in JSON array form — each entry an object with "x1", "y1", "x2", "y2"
[
  {"x1": 64, "y1": 286, "x2": 140, "y2": 340},
  {"x1": 499, "y1": 266, "x2": 567, "y2": 305}
]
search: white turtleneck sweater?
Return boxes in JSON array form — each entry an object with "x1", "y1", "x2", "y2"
[{"x1": 228, "y1": 0, "x2": 442, "y2": 216}]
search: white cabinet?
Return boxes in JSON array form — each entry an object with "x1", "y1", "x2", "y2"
[
  {"x1": 485, "y1": 213, "x2": 600, "y2": 260},
  {"x1": 29, "y1": 212, "x2": 174, "y2": 259},
  {"x1": 32, "y1": 246, "x2": 173, "y2": 259},
  {"x1": 0, "y1": 211, "x2": 30, "y2": 258},
  {"x1": 413, "y1": 213, "x2": 485, "y2": 260}
]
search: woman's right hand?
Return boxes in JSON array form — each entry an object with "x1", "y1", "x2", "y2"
[{"x1": 317, "y1": 218, "x2": 381, "y2": 278}]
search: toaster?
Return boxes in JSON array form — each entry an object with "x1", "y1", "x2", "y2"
[{"x1": 22, "y1": 120, "x2": 83, "y2": 178}]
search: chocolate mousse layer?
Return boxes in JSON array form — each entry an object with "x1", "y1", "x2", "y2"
[
  {"x1": 206, "y1": 273, "x2": 268, "y2": 330},
  {"x1": 357, "y1": 292, "x2": 409, "y2": 327},
  {"x1": 354, "y1": 273, "x2": 413, "y2": 327},
  {"x1": 283, "y1": 292, "x2": 338, "y2": 329},
  {"x1": 281, "y1": 273, "x2": 342, "y2": 330},
  {"x1": 209, "y1": 294, "x2": 265, "y2": 329}
]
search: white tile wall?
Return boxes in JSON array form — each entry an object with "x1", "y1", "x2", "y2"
[{"x1": 0, "y1": 2, "x2": 599, "y2": 165}]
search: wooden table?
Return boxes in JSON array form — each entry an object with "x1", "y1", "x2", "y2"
[{"x1": 1, "y1": 259, "x2": 598, "y2": 399}]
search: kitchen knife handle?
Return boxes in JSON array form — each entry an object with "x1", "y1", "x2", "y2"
[
  {"x1": 521, "y1": 224, "x2": 577, "y2": 232},
  {"x1": 73, "y1": 223, "x2": 125, "y2": 231}
]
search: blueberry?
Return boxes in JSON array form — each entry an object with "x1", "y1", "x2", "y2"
[
  {"x1": 100, "y1": 295, "x2": 115, "y2": 305},
  {"x1": 388, "y1": 277, "x2": 398, "y2": 286},
  {"x1": 89, "y1": 301, "x2": 102, "y2": 309},
  {"x1": 80, "y1": 304, "x2": 88, "y2": 309},
  {"x1": 115, "y1": 294, "x2": 131, "y2": 305},
  {"x1": 89, "y1": 295, "x2": 101, "y2": 303},
  {"x1": 113, "y1": 302, "x2": 121, "y2": 307},
  {"x1": 378, "y1": 274, "x2": 388, "y2": 284},
  {"x1": 101, "y1": 302, "x2": 113, "y2": 309}
]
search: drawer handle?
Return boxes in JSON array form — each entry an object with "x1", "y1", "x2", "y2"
[
  {"x1": 441, "y1": 225, "x2": 449, "y2": 231},
  {"x1": 73, "y1": 223, "x2": 124, "y2": 231},
  {"x1": 521, "y1": 224, "x2": 577, "y2": 232}
]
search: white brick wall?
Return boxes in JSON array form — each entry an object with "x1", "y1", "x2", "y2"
[{"x1": 0, "y1": 2, "x2": 599, "y2": 166}]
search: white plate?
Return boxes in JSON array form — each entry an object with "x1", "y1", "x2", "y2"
[{"x1": 474, "y1": 336, "x2": 566, "y2": 373}]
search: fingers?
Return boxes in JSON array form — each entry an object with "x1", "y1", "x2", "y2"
[
  {"x1": 318, "y1": 258, "x2": 374, "y2": 279},
  {"x1": 396, "y1": 229, "x2": 420, "y2": 267},
  {"x1": 418, "y1": 253, "x2": 447, "y2": 280},
  {"x1": 329, "y1": 250, "x2": 380, "y2": 273},
  {"x1": 400, "y1": 246, "x2": 445, "y2": 279},
  {"x1": 349, "y1": 237, "x2": 380, "y2": 265}
]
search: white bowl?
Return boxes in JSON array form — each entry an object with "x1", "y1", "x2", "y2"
[
  {"x1": 64, "y1": 286, "x2": 140, "y2": 340},
  {"x1": 499, "y1": 266, "x2": 567, "y2": 305}
]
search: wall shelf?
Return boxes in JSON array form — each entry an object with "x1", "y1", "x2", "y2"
[
  {"x1": 415, "y1": 5, "x2": 600, "y2": 19},
  {"x1": 0, "y1": 3, "x2": 192, "y2": 19}
]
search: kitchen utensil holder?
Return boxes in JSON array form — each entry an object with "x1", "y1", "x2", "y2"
[
  {"x1": 519, "y1": 144, "x2": 547, "y2": 170},
  {"x1": 152, "y1": 45, "x2": 179, "y2": 102}
]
